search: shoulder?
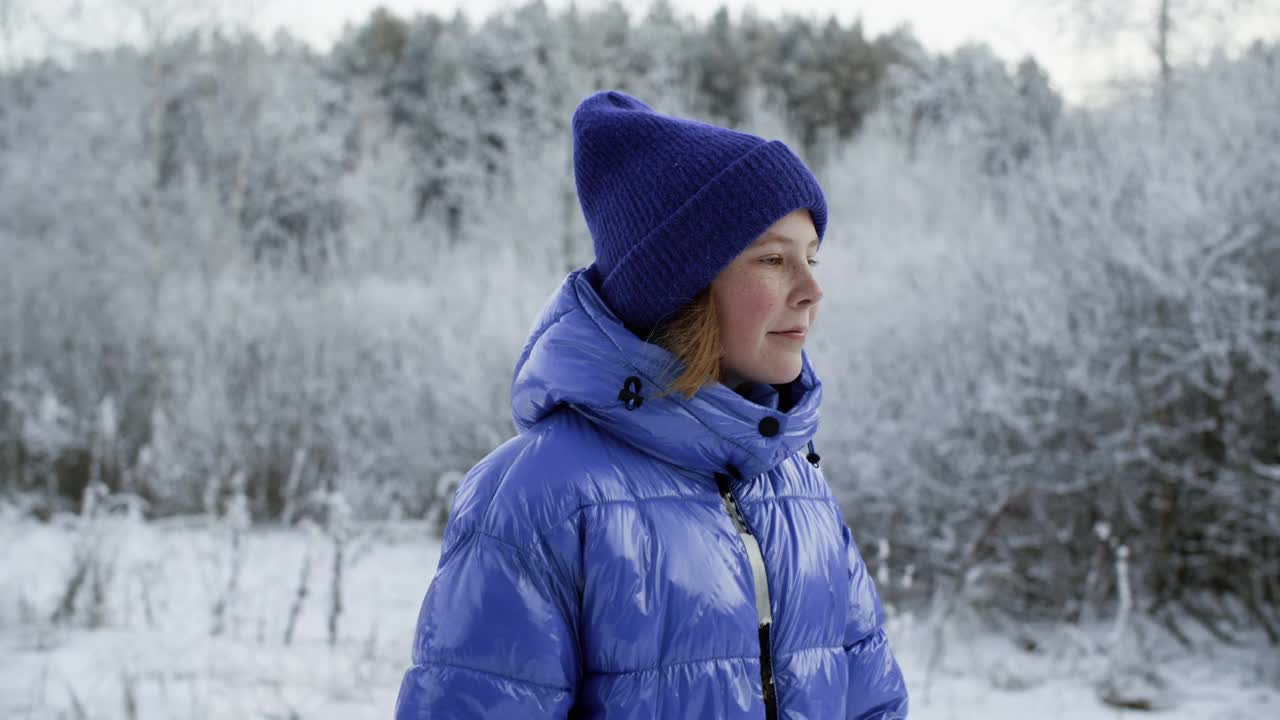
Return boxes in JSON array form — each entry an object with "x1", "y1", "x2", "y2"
[
  {"x1": 443, "y1": 406, "x2": 619, "y2": 550},
  {"x1": 770, "y1": 449, "x2": 838, "y2": 502}
]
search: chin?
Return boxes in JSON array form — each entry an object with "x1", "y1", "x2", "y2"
[
  {"x1": 724, "y1": 347, "x2": 803, "y2": 386},
  {"x1": 753, "y1": 360, "x2": 803, "y2": 385},
  {"x1": 770, "y1": 367, "x2": 802, "y2": 384}
]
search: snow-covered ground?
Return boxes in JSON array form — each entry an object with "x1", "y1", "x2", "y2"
[{"x1": 2, "y1": 514, "x2": 1276, "y2": 719}]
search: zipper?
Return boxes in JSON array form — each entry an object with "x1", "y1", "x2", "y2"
[{"x1": 714, "y1": 471, "x2": 778, "y2": 720}]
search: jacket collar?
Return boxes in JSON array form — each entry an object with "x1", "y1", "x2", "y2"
[{"x1": 511, "y1": 268, "x2": 822, "y2": 480}]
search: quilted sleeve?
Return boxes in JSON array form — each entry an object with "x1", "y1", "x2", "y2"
[
  {"x1": 840, "y1": 521, "x2": 910, "y2": 720},
  {"x1": 394, "y1": 529, "x2": 580, "y2": 719}
]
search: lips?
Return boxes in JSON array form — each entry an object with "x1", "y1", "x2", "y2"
[{"x1": 770, "y1": 328, "x2": 807, "y2": 340}]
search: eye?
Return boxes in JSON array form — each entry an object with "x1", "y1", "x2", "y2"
[
  {"x1": 760, "y1": 256, "x2": 783, "y2": 265},
  {"x1": 808, "y1": 257, "x2": 820, "y2": 267}
]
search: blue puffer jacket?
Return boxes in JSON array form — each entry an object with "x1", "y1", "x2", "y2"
[{"x1": 395, "y1": 268, "x2": 908, "y2": 719}]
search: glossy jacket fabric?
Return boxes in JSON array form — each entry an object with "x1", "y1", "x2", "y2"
[{"x1": 395, "y1": 268, "x2": 909, "y2": 719}]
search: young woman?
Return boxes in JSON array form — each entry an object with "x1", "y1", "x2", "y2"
[{"x1": 395, "y1": 90, "x2": 908, "y2": 719}]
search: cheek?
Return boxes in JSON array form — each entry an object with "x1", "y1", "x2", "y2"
[{"x1": 722, "y1": 283, "x2": 782, "y2": 344}]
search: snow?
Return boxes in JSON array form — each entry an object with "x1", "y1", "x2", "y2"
[{"x1": 2, "y1": 516, "x2": 1276, "y2": 719}]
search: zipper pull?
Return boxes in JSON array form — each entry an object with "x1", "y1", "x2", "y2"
[{"x1": 714, "y1": 473, "x2": 750, "y2": 533}]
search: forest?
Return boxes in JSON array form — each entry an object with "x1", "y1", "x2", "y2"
[{"x1": 1, "y1": 1, "x2": 1278, "y2": 714}]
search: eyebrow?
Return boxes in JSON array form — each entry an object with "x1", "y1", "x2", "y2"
[{"x1": 758, "y1": 232, "x2": 820, "y2": 249}]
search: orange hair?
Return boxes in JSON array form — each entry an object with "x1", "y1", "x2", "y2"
[{"x1": 650, "y1": 287, "x2": 723, "y2": 401}]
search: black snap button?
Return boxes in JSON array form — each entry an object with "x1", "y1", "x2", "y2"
[{"x1": 758, "y1": 416, "x2": 779, "y2": 437}]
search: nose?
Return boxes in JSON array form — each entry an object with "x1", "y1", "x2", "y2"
[{"x1": 793, "y1": 262, "x2": 823, "y2": 308}]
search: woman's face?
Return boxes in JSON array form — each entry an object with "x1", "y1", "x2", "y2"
[{"x1": 711, "y1": 209, "x2": 824, "y2": 389}]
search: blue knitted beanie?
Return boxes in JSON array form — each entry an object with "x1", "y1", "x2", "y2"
[{"x1": 572, "y1": 89, "x2": 828, "y2": 338}]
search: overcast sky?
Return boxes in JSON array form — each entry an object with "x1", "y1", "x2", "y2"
[{"x1": 3, "y1": 0, "x2": 1278, "y2": 105}]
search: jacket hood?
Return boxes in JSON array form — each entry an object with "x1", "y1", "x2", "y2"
[{"x1": 510, "y1": 268, "x2": 822, "y2": 479}]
